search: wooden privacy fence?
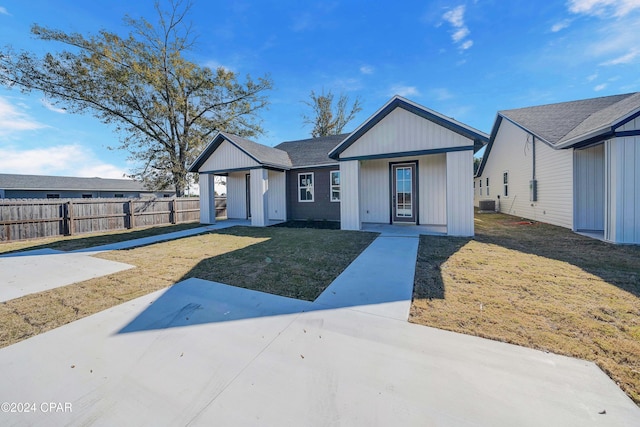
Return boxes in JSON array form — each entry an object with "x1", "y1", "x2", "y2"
[{"x1": 0, "y1": 197, "x2": 227, "y2": 242}]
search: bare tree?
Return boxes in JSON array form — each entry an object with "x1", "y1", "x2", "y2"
[
  {"x1": 302, "y1": 89, "x2": 362, "y2": 137},
  {"x1": 0, "y1": 1, "x2": 272, "y2": 196}
]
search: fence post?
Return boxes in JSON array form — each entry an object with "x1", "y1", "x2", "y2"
[
  {"x1": 128, "y1": 199, "x2": 135, "y2": 229},
  {"x1": 171, "y1": 198, "x2": 177, "y2": 224},
  {"x1": 66, "y1": 201, "x2": 75, "y2": 235}
]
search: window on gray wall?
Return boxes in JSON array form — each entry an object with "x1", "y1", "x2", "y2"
[
  {"x1": 82, "y1": 194, "x2": 93, "y2": 198},
  {"x1": 330, "y1": 171, "x2": 340, "y2": 202},
  {"x1": 298, "y1": 173, "x2": 314, "y2": 202},
  {"x1": 114, "y1": 194, "x2": 124, "y2": 198},
  {"x1": 46, "y1": 194, "x2": 60, "y2": 199}
]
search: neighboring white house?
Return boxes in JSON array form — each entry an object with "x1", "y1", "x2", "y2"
[
  {"x1": 475, "y1": 92, "x2": 640, "y2": 245},
  {"x1": 190, "y1": 96, "x2": 488, "y2": 236}
]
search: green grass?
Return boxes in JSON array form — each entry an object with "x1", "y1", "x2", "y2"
[
  {"x1": 410, "y1": 210, "x2": 640, "y2": 404},
  {"x1": 0, "y1": 226, "x2": 376, "y2": 349}
]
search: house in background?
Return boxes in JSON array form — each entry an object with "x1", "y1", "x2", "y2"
[
  {"x1": 0, "y1": 173, "x2": 176, "y2": 199},
  {"x1": 475, "y1": 92, "x2": 640, "y2": 245},
  {"x1": 190, "y1": 96, "x2": 488, "y2": 236}
]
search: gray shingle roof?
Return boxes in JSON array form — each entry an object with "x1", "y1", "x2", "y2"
[
  {"x1": 221, "y1": 132, "x2": 292, "y2": 168},
  {"x1": 499, "y1": 92, "x2": 640, "y2": 146},
  {"x1": 0, "y1": 173, "x2": 169, "y2": 192},
  {"x1": 275, "y1": 134, "x2": 346, "y2": 167}
]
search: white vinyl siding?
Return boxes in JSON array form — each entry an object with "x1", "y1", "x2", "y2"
[
  {"x1": 226, "y1": 172, "x2": 247, "y2": 219},
  {"x1": 341, "y1": 108, "x2": 472, "y2": 159},
  {"x1": 340, "y1": 160, "x2": 361, "y2": 230},
  {"x1": 198, "y1": 173, "x2": 215, "y2": 224},
  {"x1": 574, "y1": 144, "x2": 604, "y2": 231},
  {"x1": 446, "y1": 150, "x2": 474, "y2": 236},
  {"x1": 298, "y1": 172, "x2": 314, "y2": 202},
  {"x1": 606, "y1": 136, "x2": 640, "y2": 244},
  {"x1": 268, "y1": 170, "x2": 286, "y2": 221},
  {"x1": 330, "y1": 170, "x2": 340, "y2": 202},
  {"x1": 250, "y1": 168, "x2": 269, "y2": 226},
  {"x1": 359, "y1": 159, "x2": 390, "y2": 223},
  {"x1": 420, "y1": 154, "x2": 446, "y2": 225},
  {"x1": 477, "y1": 119, "x2": 573, "y2": 229},
  {"x1": 198, "y1": 139, "x2": 259, "y2": 172}
]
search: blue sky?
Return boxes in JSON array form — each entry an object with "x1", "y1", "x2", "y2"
[{"x1": 1, "y1": 0, "x2": 639, "y2": 179}]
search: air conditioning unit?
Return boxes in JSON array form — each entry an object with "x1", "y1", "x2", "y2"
[{"x1": 478, "y1": 200, "x2": 495, "y2": 212}]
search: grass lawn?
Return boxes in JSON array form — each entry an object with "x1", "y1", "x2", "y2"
[
  {"x1": 0, "y1": 222, "x2": 203, "y2": 254},
  {"x1": 0, "y1": 226, "x2": 376, "y2": 350},
  {"x1": 410, "y1": 211, "x2": 640, "y2": 404}
]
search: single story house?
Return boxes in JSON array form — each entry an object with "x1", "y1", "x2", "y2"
[
  {"x1": 190, "y1": 96, "x2": 488, "y2": 236},
  {"x1": 0, "y1": 173, "x2": 176, "y2": 199},
  {"x1": 475, "y1": 92, "x2": 640, "y2": 244}
]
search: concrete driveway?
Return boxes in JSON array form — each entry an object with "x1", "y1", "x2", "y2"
[{"x1": 0, "y1": 228, "x2": 638, "y2": 426}]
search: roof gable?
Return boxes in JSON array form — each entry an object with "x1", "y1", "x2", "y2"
[
  {"x1": 189, "y1": 132, "x2": 292, "y2": 173},
  {"x1": 329, "y1": 96, "x2": 489, "y2": 159}
]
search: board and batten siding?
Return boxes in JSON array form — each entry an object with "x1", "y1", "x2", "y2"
[
  {"x1": 267, "y1": 170, "x2": 286, "y2": 221},
  {"x1": 359, "y1": 159, "x2": 389, "y2": 223},
  {"x1": 340, "y1": 108, "x2": 472, "y2": 159},
  {"x1": 574, "y1": 144, "x2": 605, "y2": 231},
  {"x1": 198, "y1": 140, "x2": 259, "y2": 172},
  {"x1": 340, "y1": 160, "x2": 360, "y2": 230},
  {"x1": 250, "y1": 168, "x2": 269, "y2": 226},
  {"x1": 478, "y1": 119, "x2": 573, "y2": 229},
  {"x1": 446, "y1": 150, "x2": 474, "y2": 236},
  {"x1": 606, "y1": 135, "x2": 640, "y2": 244},
  {"x1": 420, "y1": 154, "x2": 447, "y2": 225},
  {"x1": 198, "y1": 174, "x2": 215, "y2": 224},
  {"x1": 226, "y1": 172, "x2": 247, "y2": 219}
]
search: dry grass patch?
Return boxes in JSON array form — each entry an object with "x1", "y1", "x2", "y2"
[
  {"x1": 0, "y1": 226, "x2": 375, "y2": 349},
  {"x1": 0, "y1": 222, "x2": 202, "y2": 254},
  {"x1": 410, "y1": 211, "x2": 640, "y2": 404}
]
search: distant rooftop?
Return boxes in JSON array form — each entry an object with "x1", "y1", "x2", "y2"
[{"x1": 0, "y1": 173, "x2": 173, "y2": 192}]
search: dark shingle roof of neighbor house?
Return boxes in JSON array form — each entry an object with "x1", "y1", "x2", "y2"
[
  {"x1": 275, "y1": 134, "x2": 347, "y2": 167},
  {"x1": 499, "y1": 92, "x2": 640, "y2": 147},
  {"x1": 0, "y1": 173, "x2": 170, "y2": 192}
]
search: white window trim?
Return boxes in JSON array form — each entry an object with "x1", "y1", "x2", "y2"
[
  {"x1": 298, "y1": 172, "x2": 314, "y2": 203},
  {"x1": 330, "y1": 170, "x2": 340, "y2": 202}
]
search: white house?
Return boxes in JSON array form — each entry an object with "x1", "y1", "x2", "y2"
[
  {"x1": 475, "y1": 92, "x2": 640, "y2": 244},
  {"x1": 190, "y1": 96, "x2": 488, "y2": 236}
]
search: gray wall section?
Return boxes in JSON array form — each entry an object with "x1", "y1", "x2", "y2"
[
  {"x1": 286, "y1": 167, "x2": 341, "y2": 221},
  {"x1": 2, "y1": 190, "x2": 173, "y2": 199}
]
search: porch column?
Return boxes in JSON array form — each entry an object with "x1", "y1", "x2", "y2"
[
  {"x1": 250, "y1": 168, "x2": 269, "y2": 226},
  {"x1": 340, "y1": 160, "x2": 361, "y2": 230},
  {"x1": 446, "y1": 150, "x2": 473, "y2": 236},
  {"x1": 198, "y1": 173, "x2": 216, "y2": 224}
]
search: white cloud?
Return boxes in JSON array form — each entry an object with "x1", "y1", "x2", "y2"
[
  {"x1": 0, "y1": 6, "x2": 9, "y2": 15},
  {"x1": 0, "y1": 144, "x2": 127, "y2": 178},
  {"x1": 389, "y1": 85, "x2": 420, "y2": 97},
  {"x1": 594, "y1": 83, "x2": 608, "y2": 91},
  {"x1": 442, "y1": 5, "x2": 474, "y2": 51},
  {"x1": 568, "y1": 0, "x2": 640, "y2": 17},
  {"x1": 587, "y1": 72, "x2": 599, "y2": 81},
  {"x1": 359, "y1": 65, "x2": 374, "y2": 75},
  {"x1": 0, "y1": 96, "x2": 45, "y2": 135},
  {"x1": 600, "y1": 48, "x2": 639, "y2": 65},
  {"x1": 431, "y1": 88, "x2": 454, "y2": 101},
  {"x1": 551, "y1": 19, "x2": 572, "y2": 32},
  {"x1": 204, "y1": 60, "x2": 234, "y2": 73},
  {"x1": 40, "y1": 98, "x2": 66, "y2": 114}
]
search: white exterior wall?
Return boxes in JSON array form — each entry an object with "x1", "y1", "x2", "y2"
[
  {"x1": 574, "y1": 144, "x2": 604, "y2": 231},
  {"x1": 198, "y1": 140, "x2": 258, "y2": 172},
  {"x1": 606, "y1": 136, "x2": 640, "y2": 244},
  {"x1": 340, "y1": 160, "x2": 361, "y2": 230},
  {"x1": 420, "y1": 154, "x2": 447, "y2": 225},
  {"x1": 198, "y1": 173, "x2": 215, "y2": 224},
  {"x1": 359, "y1": 159, "x2": 389, "y2": 223},
  {"x1": 477, "y1": 119, "x2": 573, "y2": 229},
  {"x1": 226, "y1": 172, "x2": 247, "y2": 219},
  {"x1": 341, "y1": 108, "x2": 472, "y2": 158},
  {"x1": 267, "y1": 170, "x2": 286, "y2": 221},
  {"x1": 446, "y1": 150, "x2": 474, "y2": 236},
  {"x1": 250, "y1": 168, "x2": 269, "y2": 226}
]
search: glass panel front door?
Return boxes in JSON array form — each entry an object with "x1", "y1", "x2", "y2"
[{"x1": 392, "y1": 163, "x2": 416, "y2": 222}]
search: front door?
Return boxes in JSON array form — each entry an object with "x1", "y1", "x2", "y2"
[
  {"x1": 392, "y1": 163, "x2": 417, "y2": 223},
  {"x1": 245, "y1": 174, "x2": 252, "y2": 219}
]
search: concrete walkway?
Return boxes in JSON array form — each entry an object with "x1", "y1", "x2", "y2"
[
  {"x1": 0, "y1": 220, "x2": 247, "y2": 302},
  {"x1": 0, "y1": 226, "x2": 639, "y2": 425}
]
